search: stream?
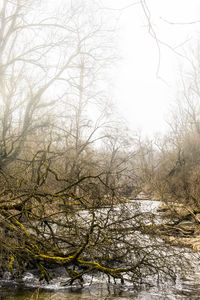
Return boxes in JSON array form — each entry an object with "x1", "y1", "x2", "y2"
[{"x1": 1, "y1": 200, "x2": 200, "y2": 299}]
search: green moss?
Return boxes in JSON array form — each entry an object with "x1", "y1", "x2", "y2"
[
  {"x1": 8, "y1": 255, "x2": 14, "y2": 274},
  {"x1": 34, "y1": 253, "x2": 75, "y2": 263},
  {"x1": 38, "y1": 263, "x2": 52, "y2": 283}
]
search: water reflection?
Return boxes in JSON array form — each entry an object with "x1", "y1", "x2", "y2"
[
  {"x1": 2, "y1": 279, "x2": 200, "y2": 300},
  {"x1": 1, "y1": 199, "x2": 200, "y2": 299}
]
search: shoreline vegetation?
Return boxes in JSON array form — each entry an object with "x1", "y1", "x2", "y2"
[
  {"x1": 0, "y1": 195, "x2": 199, "y2": 291},
  {"x1": 142, "y1": 198, "x2": 200, "y2": 251},
  {"x1": 1, "y1": 0, "x2": 200, "y2": 293}
]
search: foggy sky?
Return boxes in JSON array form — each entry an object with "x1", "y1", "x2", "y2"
[{"x1": 101, "y1": 0, "x2": 200, "y2": 136}]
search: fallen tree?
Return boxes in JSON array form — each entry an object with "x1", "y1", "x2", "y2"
[{"x1": 0, "y1": 0, "x2": 192, "y2": 288}]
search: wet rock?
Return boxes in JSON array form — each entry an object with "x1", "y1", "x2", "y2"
[
  {"x1": 22, "y1": 272, "x2": 36, "y2": 284},
  {"x1": 3, "y1": 272, "x2": 11, "y2": 280}
]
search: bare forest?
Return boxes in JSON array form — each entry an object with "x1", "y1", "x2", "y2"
[{"x1": 0, "y1": 0, "x2": 200, "y2": 294}]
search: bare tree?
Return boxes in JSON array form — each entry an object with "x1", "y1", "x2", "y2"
[{"x1": 0, "y1": 0, "x2": 190, "y2": 288}]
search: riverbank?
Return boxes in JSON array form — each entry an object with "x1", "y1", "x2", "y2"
[
  {"x1": 1, "y1": 199, "x2": 200, "y2": 299},
  {"x1": 144, "y1": 202, "x2": 200, "y2": 251}
]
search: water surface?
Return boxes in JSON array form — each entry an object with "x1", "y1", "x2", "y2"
[{"x1": 1, "y1": 199, "x2": 200, "y2": 299}]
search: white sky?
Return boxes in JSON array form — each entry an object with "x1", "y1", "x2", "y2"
[{"x1": 101, "y1": 0, "x2": 200, "y2": 136}]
